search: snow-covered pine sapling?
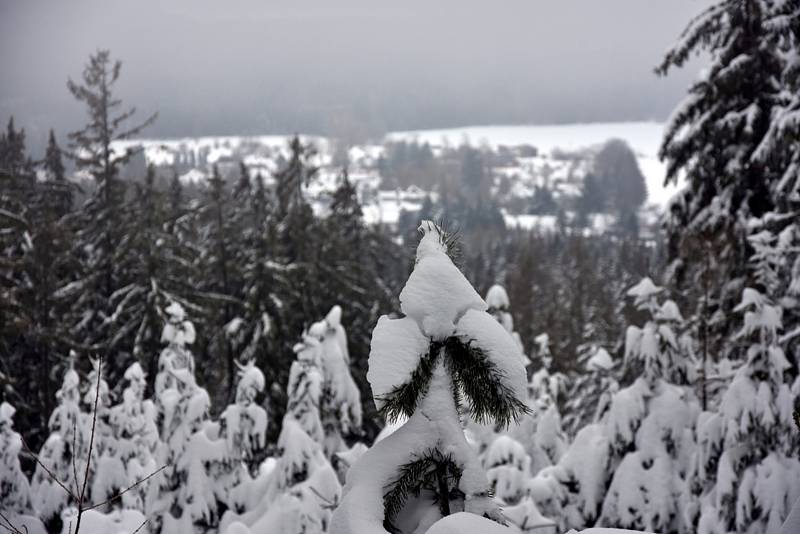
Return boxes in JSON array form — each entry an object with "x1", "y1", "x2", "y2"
[
  {"x1": 598, "y1": 277, "x2": 699, "y2": 533},
  {"x1": 0, "y1": 402, "x2": 35, "y2": 517},
  {"x1": 222, "y1": 334, "x2": 340, "y2": 534},
  {"x1": 221, "y1": 360, "x2": 267, "y2": 471},
  {"x1": 332, "y1": 221, "x2": 529, "y2": 534},
  {"x1": 25, "y1": 356, "x2": 161, "y2": 534},
  {"x1": 82, "y1": 358, "x2": 118, "y2": 507},
  {"x1": 307, "y1": 305, "x2": 363, "y2": 458},
  {"x1": 219, "y1": 360, "x2": 268, "y2": 511},
  {"x1": 485, "y1": 284, "x2": 529, "y2": 367},
  {"x1": 564, "y1": 344, "x2": 617, "y2": 434},
  {"x1": 106, "y1": 362, "x2": 159, "y2": 510},
  {"x1": 623, "y1": 276, "x2": 692, "y2": 385},
  {"x1": 269, "y1": 333, "x2": 341, "y2": 517},
  {"x1": 694, "y1": 288, "x2": 800, "y2": 534},
  {"x1": 31, "y1": 361, "x2": 87, "y2": 528},
  {"x1": 284, "y1": 333, "x2": 325, "y2": 444},
  {"x1": 528, "y1": 333, "x2": 565, "y2": 407},
  {"x1": 148, "y1": 301, "x2": 216, "y2": 534}
]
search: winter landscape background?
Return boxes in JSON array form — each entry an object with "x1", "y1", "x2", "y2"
[{"x1": 1, "y1": 1, "x2": 800, "y2": 534}]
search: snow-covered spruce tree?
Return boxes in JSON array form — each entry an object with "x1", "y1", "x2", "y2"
[
  {"x1": 307, "y1": 305, "x2": 363, "y2": 459},
  {"x1": 59, "y1": 50, "x2": 156, "y2": 383},
  {"x1": 80, "y1": 357, "x2": 118, "y2": 507},
  {"x1": 597, "y1": 277, "x2": 699, "y2": 533},
  {"x1": 218, "y1": 360, "x2": 268, "y2": 512},
  {"x1": 0, "y1": 401, "x2": 47, "y2": 534},
  {"x1": 753, "y1": 3, "x2": 800, "y2": 353},
  {"x1": 563, "y1": 343, "x2": 618, "y2": 435},
  {"x1": 528, "y1": 334, "x2": 566, "y2": 407},
  {"x1": 656, "y1": 0, "x2": 784, "y2": 361},
  {"x1": 485, "y1": 284, "x2": 529, "y2": 367},
  {"x1": 331, "y1": 221, "x2": 529, "y2": 534},
  {"x1": 147, "y1": 302, "x2": 218, "y2": 534},
  {"x1": 691, "y1": 288, "x2": 800, "y2": 534},
  {"x1": 220, "y1": 333, "x2": 340, "y2": 534},
  {"x1": 482, "y1": 435, "x2": 557, "y2": 533},
  {"x1": 105, "y1": 362, "x2": 159, "y2": 510},
  {"x1": 0, "y1": 401, "x2": 34, "y2": 515},
  {"x1": 31, "y1": 361, "x2": 89, "y2": 529}
]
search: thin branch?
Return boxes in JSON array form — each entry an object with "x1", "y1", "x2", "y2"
[
  {"x1": 20, "y1": 436, "x2": 78, "y2": 502},
  {"x1": 130, "y1": 519, "x2": 149, "y2": 534},
  {"x1": 79, "y1": 356, "x2": 102, "y2": 505},
  {"x1": 72, "y1": 419, "x2": 81, "y2": 497},
  {"x1": 0, "y1": 510, "x2": 27, "y2": 534},
  {"x1": 84, "y1": 464, "x2": 167, "y2": 512}
]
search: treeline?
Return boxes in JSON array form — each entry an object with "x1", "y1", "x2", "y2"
[{"x1": 0, "y1": 51, "x2": 406, "y2": 453}]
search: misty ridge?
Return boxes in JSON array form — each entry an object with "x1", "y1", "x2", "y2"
[{"x1": 3, "y1": 2, "x2": 800, "y2": 534}]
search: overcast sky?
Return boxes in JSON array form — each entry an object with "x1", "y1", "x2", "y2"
[{"x1": 0, "y1": 0, "x2": 709, "y2": 149}]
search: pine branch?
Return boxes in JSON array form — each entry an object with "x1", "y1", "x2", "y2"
[
  {"x1": 382, "y1": 449, "x2": 461, "y2": 533},
  {"x1": 444, "y1": 337, "x2": 530, "y2": 428},
  {"x1": 376, "y1": 341, "x2": 439, "y2": 422}
]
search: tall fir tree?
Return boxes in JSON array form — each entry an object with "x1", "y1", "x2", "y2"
[
  {"x1": 656, "y1": 0, "x2": 784, "y2": 358},
  {"x1": 60, "y1": 50, "x2": 157, "y2": 383}
]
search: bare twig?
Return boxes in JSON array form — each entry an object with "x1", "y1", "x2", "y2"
[
  {"x1": 20, "y1": 435, "x2": 78, "y2": 502},
  {"x1": 84, "y1": 464, "x2": 167, "y2": 512},
  {"x1": 0, "y1": 510, "x2": 27, "y2": 534},
  {"x1": 72, "y1": 356, "x2": 101, "y2": 534},
  {"x1": 130, "y1": 519, "x2": 149, "y2": 534},
  {"x1": 72, "y1": 419, "x2": 81, "y2": 497}
]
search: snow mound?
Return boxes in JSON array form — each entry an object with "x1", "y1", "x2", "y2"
[{"x1": 425, "y1": 512, "x2": 515, "y2": 534}]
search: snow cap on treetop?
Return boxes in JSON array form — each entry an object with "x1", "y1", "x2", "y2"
[
  {"x1": 400, "y1": 221, "x2": 486, "y2": 339},
  {"x1": 325, "y1": 305, "x2": 342, "y2": 328},
  {"x1": 124, "y1": 362, "x2": 146, "y2": 381},
  {"x1": 165, "y1": 301, "x2": 186, "y2": 322},
  {"x1": 236, "y1": 360, "x2": 266, "y2": 400},
  {"x1": 627, "y1": 277, "x2": 662, "y2": 307},
  {"x1": 587, "y1": 347, "x2": 613, "y2": 371},
  {"x1": 656, "y1": 300, "x2": 684, "y2": 323},
  {"x1": 0, "y1": 401, "x2": 15, "y2": 425},
  {"x1": 161, "y1": 301, "x2": 196, "y2": 346},
  {"x1": 308, "y1": 320, "x2": 328, "y2": 340},
  {"x1": 485, "y1": 284, "x2": 510, "y2": 310}
]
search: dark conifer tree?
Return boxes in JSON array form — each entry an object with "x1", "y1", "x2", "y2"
[
  {"x1": 60, "y1": 50, "x2": 157, "y2": 382},
  {"x1": 656, "y1": 0, "x2": 783, "y2": 354}
]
